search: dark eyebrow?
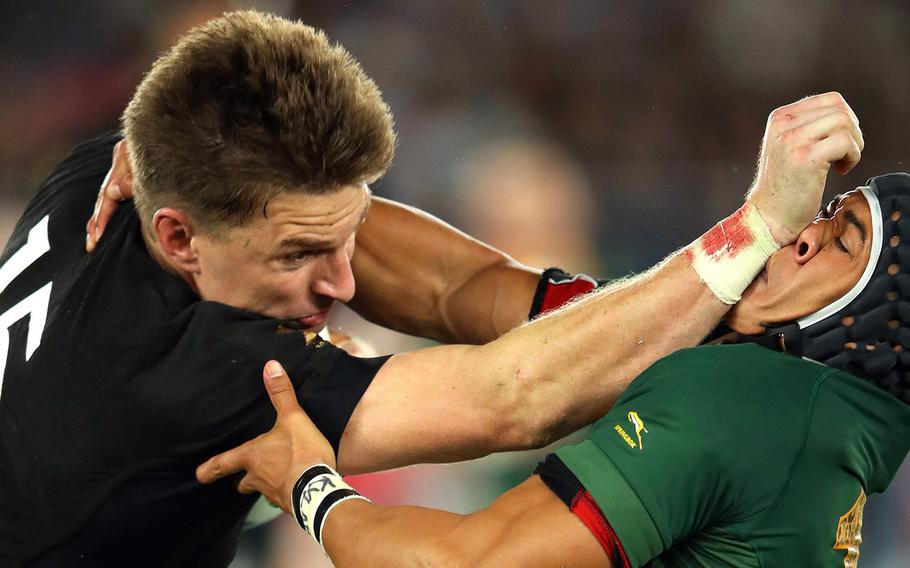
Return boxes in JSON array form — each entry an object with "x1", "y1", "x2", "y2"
[
  {"x1": 275, "y1": 236, "x2": 328, "y2": 253},
  {"x1": 845, "y1": 210, "x2": 867, "y2": 244},
  {"x1": 274, "y1": 192, "x2": 372, "y2": 255}
]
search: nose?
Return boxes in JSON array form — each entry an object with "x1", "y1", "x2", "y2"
[
  {"x1": 312, "y1": 248, "x2": 356, "y2": 303},
  {"x1": 792, "y1": 221, "x2": 828, "y2": 265}
]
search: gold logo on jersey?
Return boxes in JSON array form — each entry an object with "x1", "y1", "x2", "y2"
[
  {"x1": 628, "y1": 411, "x2": 648, "y2": 450},
  {"x1": 833, "y1": 488, "x2": 866, "y2": 568},
  {"x1": 614, "y1": 411, "x2": 648, "y2": 450},
  {"x1": 613, "y1": 425, "x2": 636, "y2": 449}
]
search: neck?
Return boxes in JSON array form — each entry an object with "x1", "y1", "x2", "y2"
[{"x1": 141, "y1": 224, "x2": 200, "y2": 295}]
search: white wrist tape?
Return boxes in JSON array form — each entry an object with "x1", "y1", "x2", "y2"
[
  {"x1": 292, "y1": 464, "x2": 369, "y2": 548},
  {"x1": 687, "y1": 201, "x2": 780, "y2": 304}
]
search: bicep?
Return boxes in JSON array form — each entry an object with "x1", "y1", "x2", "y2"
[
  {"x1": 350, "y1": 196, "x2": 539, "y2": 343},
  {"x1": 336, "y1": 344, "x2": 514, "y2": 473}
]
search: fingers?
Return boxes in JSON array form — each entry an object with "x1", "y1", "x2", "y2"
[
  {"x1": 772, "y1": 104, "x2": 858, "y2": 143},
  {"x1": 237, "y1": 475, "x2": 257, "y2": 495},
  {"x1": 86, "y1": 140, "x2": 133, "y2": 252},
  {"x1": 788, "y1": 108, "x2": 863, "y2": 150},
  {"x1": 748, "y1": 92, "x2": 863, "y2": 246},
  {"x1": 263, "y1": 360, "x2": 303, "y2": 417},
  {"x1": 770, "y1": 91, "x2": 856, "y2": 125},
  {"x1": 93, "y1": 181, "x2": 125, "y2": 233},
  {"x1": 85, "y1": 188, "x2": 107, "y2": 252},
  {"x1": 812, "y1": 131, "x2": 863, "y2": 176},
  {"x1": 768, "y1": 91, "x2": 862, "y2": 147},
  {"x1": 195, "y1": 443, "x2": 252, "y2": 484},
  {"x1": 765, "y1": 93, "x2": 863, "y2": 179}
]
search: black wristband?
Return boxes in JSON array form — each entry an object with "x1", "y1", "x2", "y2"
[
  {"x1": 291, "y1": 463, "x2": 369, "y2": 547},
  {"x1": 291, "y1": 464, "x2": 332, "y2": 530}
]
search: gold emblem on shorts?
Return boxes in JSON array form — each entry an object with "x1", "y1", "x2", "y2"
[
  {"x1": 627, "y1": 411, "x2": 648, "y2": 451},
  {"x1": 833, "y1": 488, "x2": 866, "y2": 568}
]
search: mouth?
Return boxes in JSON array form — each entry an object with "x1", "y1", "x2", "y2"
[
  {"x1": 296, "y1": 311, "x2": 329, "y2": 329},
  {"x1": 760, "y1": 268, "x2": 769, "y2": 284}
]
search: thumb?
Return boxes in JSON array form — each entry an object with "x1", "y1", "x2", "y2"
[{"x1": 263, "y1": 360, "x2": 301, "y2": 416}]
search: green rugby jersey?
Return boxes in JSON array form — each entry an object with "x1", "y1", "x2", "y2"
[{"x1": 556, "y1": 343, "x2": 910, "y2": 567}]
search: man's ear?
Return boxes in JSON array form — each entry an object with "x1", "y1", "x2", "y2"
[{"x1": 152, "y1": 208, "x2": 200, "y2": 273}]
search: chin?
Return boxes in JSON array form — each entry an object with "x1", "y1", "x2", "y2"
[{"x1": 724, "y1": 310, "x2": 764, "y2": 336}]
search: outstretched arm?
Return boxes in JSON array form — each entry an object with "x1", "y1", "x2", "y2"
[
  {"x1": 338, "y1": 251, "x2": 719, "y2": 472},
  {"x1": 334, "y1": 91, "x2": 863, "y2": 473},
  {"x1": 324, "y1": 476, "x2": 610, "y2": 568}
]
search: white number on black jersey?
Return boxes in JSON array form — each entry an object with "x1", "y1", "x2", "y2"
[{"x1": 0, "y1": 215, "x2": 53, "y2": 398}]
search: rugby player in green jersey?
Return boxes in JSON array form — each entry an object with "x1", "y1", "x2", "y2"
[{"x1": 193, "y1": 125, "x2": 909, "y2": 565}]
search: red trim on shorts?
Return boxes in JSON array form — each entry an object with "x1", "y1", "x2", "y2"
[{"x1": 570, "y1": 490, "x2": 632, "y2": 568}]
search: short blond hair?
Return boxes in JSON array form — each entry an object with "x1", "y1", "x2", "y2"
[{"x1": 122, "y1": 10, "x2": 395, "y2": 230}]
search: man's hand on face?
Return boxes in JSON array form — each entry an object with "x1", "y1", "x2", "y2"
[
  {"x1": 196, "y1": 360, "x2": 336, "y2": 514},
  {"x1": 86, "y1": 139, "x2": 134, "y2": 252},
  {"x1": 747, "y1": 91, "x2": 864, "y2": 246}
]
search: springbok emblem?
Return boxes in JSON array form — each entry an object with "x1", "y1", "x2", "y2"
[{"x1": 627, "y1": 411, "x2": 648, "y2": 451}]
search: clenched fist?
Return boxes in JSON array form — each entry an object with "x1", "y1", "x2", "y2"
[{"x1": 748, "y1": 92, "x2": 864, "y2": 245}]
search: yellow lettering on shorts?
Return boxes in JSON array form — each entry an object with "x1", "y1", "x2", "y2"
[
  {"x1": 833, "y1": 488, "x2": 866, "y2": 568},
  {"x1": 613, "y1": 424, "x2": 636, "y2": 449}
]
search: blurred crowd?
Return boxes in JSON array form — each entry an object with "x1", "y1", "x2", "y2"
[{"x1": 2, "y1": 1, "x2": 909, "y2": 566}]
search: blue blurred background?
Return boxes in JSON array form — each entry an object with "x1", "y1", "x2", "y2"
[{"x1": 1, "y1": 1, "x2": 908, "y2": 565}]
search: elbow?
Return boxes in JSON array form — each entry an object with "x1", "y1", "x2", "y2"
[
  {"x1": 487, "y1": 368, "x2": 569, "y2": 452},
  {"x1": 502, "y1": 408, "x2": 568, "y2": 452}
]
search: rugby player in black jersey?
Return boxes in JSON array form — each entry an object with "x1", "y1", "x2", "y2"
[{"x1": 0, "y1": 10, "x2": 859, "y2": 567}]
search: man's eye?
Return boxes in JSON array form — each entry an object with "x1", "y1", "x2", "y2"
[
  {"x1": 285, "y1": 251, "x2": 312, "y2": 263},
  {"x1": 835, "y1": 238, "x2": 849, "y2": 254}
]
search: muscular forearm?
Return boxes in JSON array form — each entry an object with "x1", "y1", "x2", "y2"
[
  {"x1": 349, "y1": 197, "x2": 541, "y2": 344},
  {"x1": 503, "y1": 253, "x2": 725, "y2": 445},
  {"x1": 338, "y1": 250, "x2": 725, "y2": 473},
  {"x1": 322, "y1": 500, "x2": 462, "y2": 568},
  {"x1": 322, "y1": 477, "x2": 608, "y2": 568}
]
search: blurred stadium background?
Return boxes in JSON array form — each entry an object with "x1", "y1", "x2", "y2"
[{"x1": 2, "y1": 1, "x2": 908, "y2": 565}]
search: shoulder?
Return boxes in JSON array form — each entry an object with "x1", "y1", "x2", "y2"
[
  {"x1": 37, "y1": 131, "x2": 121, "y2": 198},
  {"x1": 590, "y1": 345, "x2": 838, "y2": 461},
  {"x1": 624, "y1": 344, "x2": 835, "y2": 399},
  {"x1": 10, "y1": 132, "x2": 121, "y2": 248}
]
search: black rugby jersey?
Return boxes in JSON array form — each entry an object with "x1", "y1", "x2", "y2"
[{"x1": 0, "y1": 134, "x2": 388, "y2": 567}]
